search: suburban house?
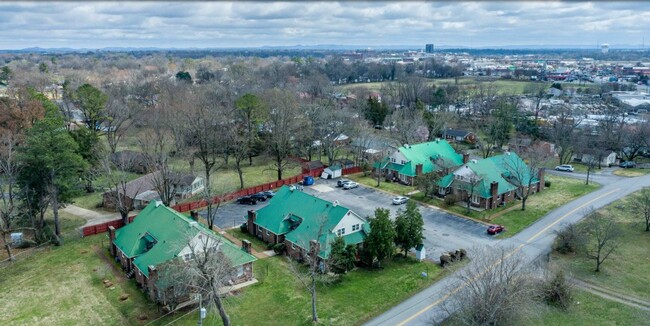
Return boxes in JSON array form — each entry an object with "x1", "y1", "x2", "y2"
[
  {"x1": 442, "y1": 128, "x2": 477, "y2": 144},
  {"x1": 109, "y1": 201, "x2": 256, "y2": 308},
  {"x1": 438, "y1": 152, "x2": 544, "y2": 210},
  {"x1": 572, "y1": 151, "x2": 617, "y2": 167},
  {"x1": 175, "y1": 175, "x2": 205, "y2": 199},
  {"x1": 103, "y1": 172, "x2": 205, "y2": 210},
  {"x1": 375, "y1": 139, "x2": 465, "y2": 185},
  {"x1": 246, "y1": 185, "x2": 368, "y2": 260}
]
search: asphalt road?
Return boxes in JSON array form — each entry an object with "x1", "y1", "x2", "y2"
[{"x1": 365, "y1": 171, "x2": 650, "y2": 326}]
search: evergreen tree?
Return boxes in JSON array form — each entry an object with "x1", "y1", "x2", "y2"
[
  {"x1": 394, "y1": 200, "x2": 425, "y2": 256},
  {"x1": 18, "y1": 95, "x2": 87, "y2": 241},
  {"x1": 364, "y1": 208, "x2": 396, "y2": 267},
  {"x1": 328, "y1": 236, "x2": 356, "y2": 274},
  {"x1": 364, "y1": 97, "x2": 389, "y2": 126}
]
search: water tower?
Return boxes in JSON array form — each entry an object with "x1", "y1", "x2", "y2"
[{"x1": 601, "y1": 44, "x2": 609, "y2": 54}]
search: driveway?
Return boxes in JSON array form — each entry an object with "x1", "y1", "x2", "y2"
[{"x1": 206, "y1": 178, "x2": 496, "y2": 260}]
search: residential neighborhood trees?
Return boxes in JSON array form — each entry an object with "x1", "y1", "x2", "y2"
[
  {"x1": 582, "y1": 210, "x2": 622, "y2": 272},
  {"x1": 363, "y1": 208, "x2": 396, "y2": 267},
  {"x1": 394, "y1": 200, "x2": 424, "y2": 256},
  {"x1": 636, "y1": 187, "x2": 650, "y2": 232}
]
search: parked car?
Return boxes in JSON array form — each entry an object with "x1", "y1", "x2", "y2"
[
  {"x1": 554, "y1": 164, "x2": 574, "y2": 172},
  {"x1": 236, "y1": 196, "x2": 258, "y2": 205},
  {"x1": 250, "y1": 193, "x2": 268, "y2": 201},
  {"x1": 342, "y1": 181, "x2": 359, "y2": 190},
  {"x1": 392, "y1": 196, "x2": 409, "y2": 205},
  {"x1": 261, "y1": 190, "x2": 275, "y2": 198},
  {"x1": 487, "y1": 225, "x2": 505, "y2": 235},
  {"x1": 619, "y1": 161, "x2": 637, "y2": 168},
  {"x1": 337, "y1": 178, "x2": 351, "y2": 187}
]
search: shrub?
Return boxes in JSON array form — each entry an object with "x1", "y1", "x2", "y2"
[
  {"x1": 444, "y1": 194, "x2": 458, "y2": 207},
  {"x1": 545, "y1": 180, "x2": 551, "y2": 188},
  {"x1": 272, "y1": 243, "x2": 286, "y2": 254},
  {"x1": 554, "y1": 223, "x2": 585, "y2": 254},
  {"x1": 540, "y1": 270, "x2": 573, "y2": 310}
]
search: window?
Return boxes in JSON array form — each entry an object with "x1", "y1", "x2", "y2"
[
  {"x1": 266, "y1": 230, "x2": 270, "y2": 236},
  {"x1": 236, "y1": 266, "x2": 244, "y2": 277},
  {"x1": 471, "y1": 194, "x2": 480, "y2": 205},
  {"x1": 401, "y1": 160, "x2": 406, "y2": 165},
  {"x1": 352, "y1": 224, "x2": 360, "y2": 231},
  {"x1": 291, "y1": 242, "x2": 296, "y2": 249},
  {"x1": 258, "y1": 226, "x2": 262, "y2": 232},
  {"x1": 337, "y1": 228, "x2": 346, "y2": 236},
  {"x1": 391, "y1": 158, "x2": 396, "y2": 163}
]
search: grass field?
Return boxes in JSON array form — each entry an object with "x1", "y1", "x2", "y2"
[
  {"x1": 1, "y1": 212, "x2": 443, "y2": 326},
  {"x1": 613, "y1": 168, "x2": 650, "y2": 177},
  {"x1": 338, "y1": 77, "x2": 598, "y2": 95},
  {"x1": 550, "y1": 192, "x2": 650, "y2": 301},
  {"x1": 530, "y1": 289, "x2": 650, "y2": 325}
]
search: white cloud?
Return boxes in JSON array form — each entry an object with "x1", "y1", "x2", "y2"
[{"x1": 0, "y1": 1, "x2": 648, "y2": 49}]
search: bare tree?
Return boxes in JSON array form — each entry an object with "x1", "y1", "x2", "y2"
[
  {"x1": 439, "y1": 246, "x2": 540, "y2": 326},
  {"x1": 286, "y1": 216, "x2": 334, "y2": 323},
  {"x1": 459, "y1": 174, "x2": 483, "y2": 215},
  {"x1": 546, "y1": 103, "x2": 583, "y2": 165},
  {"x1": 103, "y1": 80, "x2": 143, "y2": 154},
  {"x1": 264, "y1": 89, "x2": 302, "y2": 180},
  {"x1": 581, "y1": 209, "x2": 622, "y2": 272},
  {"x1": 636, "y1": 187, "x2": 650, "y2": 232},
  {"x1": 158, "y1": 229, "x2": 238, "y2": 326},
  {"x1": 102, "y1": 154, "x2": 137, "y2": 225},
  {"x1": 621, "y1": 120, "x2": 650, "y2": 161},
  {"x1": 139, "y1": 129, "x2": 178, "y2": 207},
  {"x1": 502, "y1": 146, "x2": 548, "y2": 210}
]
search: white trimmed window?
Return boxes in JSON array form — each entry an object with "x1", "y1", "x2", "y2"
[
  {"x1": 291, "y1": 242, "x2": 296, "y2": 249},
  {"x1": 352, "y1": 224, "x2": 360, "y2": 231},
  {"x1": 471, "y1": 194, "x2": 480, "y2": 204},
  {"x1": 337, "y1": 228, "x2": 346, "y2": 236},
  {"x1": 236, "y1": 266, "x2": 244, "y2": 277}
]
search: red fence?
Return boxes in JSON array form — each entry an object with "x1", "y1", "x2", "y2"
[
  {"x1": 81, "y1": 215, "x2": 135, "y2": 237},
  {"x1": 171, "y1": 165, "x2": 362, "y2": 214}
]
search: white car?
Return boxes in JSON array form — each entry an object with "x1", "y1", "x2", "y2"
[
  {"x1": 554, "y1": 164, "x2": 574, "y2": 172},
  {"x1": 343, "y1": 181, "x2": 359, "y2": 190},
  {"x1": 392, "y1": 196, "x2": 409, "y2": 205}
]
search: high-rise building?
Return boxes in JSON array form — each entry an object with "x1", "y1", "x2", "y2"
[
  {"x1": 425, "y1": 44, "x2": 434, "y2": 53},
  {"x1": 601, "y1": 44, "x2": 609, "y2": 54}
]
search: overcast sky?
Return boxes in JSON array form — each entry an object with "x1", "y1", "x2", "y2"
[{"x1": 1, "y1": 1, "x2": 649, "y2": 49}]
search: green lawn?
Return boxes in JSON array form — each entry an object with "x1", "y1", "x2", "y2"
[
  {"x1": 613, "y1": 168, "x2": 650, "y2": 177},
  {"x1": 225, "y1": 228, "x2": 269, "y2": 253},
  {"x1": 347, "y1": 173, "x2": 416, "y2": 196},
  {"x1": 491, "y1": 175, "x2": 599, "y2": 237},
  {"x1": 1, "y1": 213, "x2": 443, "y2": 326},
  {"x1": 550, "y1": 192, "x2": 650, "y2": 301},
  {"x1": 165, "y1": 255, "x2": 442, "y2": 326},
  {"x1": 530, "y1": 289, "x2": 650, "y2": 325}
]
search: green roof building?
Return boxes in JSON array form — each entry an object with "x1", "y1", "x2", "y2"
[
  {"x1": 109, "y1": 201, "x2": 256, "y2": 305},
  {"x1": 375, "y1": 139, "x2": 464, "y2": 185},
  {"x1": 438, "y1": 151, "x2": 543, "y2": 210},
  {"x1": 247, "y1": 186, "x2": 368, "y2": 259}
]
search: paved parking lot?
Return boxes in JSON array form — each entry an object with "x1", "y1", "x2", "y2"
[{"x1": 205, "y1": 178, "x2": 497, "y2": 260}]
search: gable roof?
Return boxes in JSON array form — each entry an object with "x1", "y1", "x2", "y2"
[
  {"x1": 254, "y1": 186, "x2": 366, "y2": 258},
  {"x1": 111, "y1": 171, "x2": 160, "y2": 199},
  {"x1": 443, "y1": 129, "x2": 473, "y2": 138},
  {"x1": 394, "y1": 140, "x2": 464, "y2": 176},
  {"x1": 114, "y1": 201, "x2": 256, "y2": 278},
  {"x1": 445, "y1": 152, "x2": 537, "y2": 198}
]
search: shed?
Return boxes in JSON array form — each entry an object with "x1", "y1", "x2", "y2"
[
  {"x1": 415, "y1": 244, "x2": 426, "y2": 261},
  {"x1": 320, "y1": 165, "x2": 342, "y2": 179}
]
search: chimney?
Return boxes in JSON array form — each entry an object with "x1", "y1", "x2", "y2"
[
  {"x1": 462, "y1": 153, "x2": 470, "y2": 164},
  {"x1": 242, "y1": 239, "x2": 252, "y2": 254},
  {"x1": 190, "y1": 210, "x2": 198, "y2": 221},
  {"x1": 309, "y1": 240, "x2": 320, "y2": 258},
  {"x1": 108, "y1": 226, "x2": 116, "y2": 257},
  {"x1": 415, "y1": 163, "x2": 423, "y2": 176},
  {"x1": 247, "y1": 210, "x2": 257, "y2": 235},
  {"x1": 147, "y1": 265, "x2": 158, "y2": 301},
  {"x1": 537, "y1": 168, "x2": 545, "y2": 193},
  {"x1": 490, "y1": 181, "x2": 499, "y2": 209}
]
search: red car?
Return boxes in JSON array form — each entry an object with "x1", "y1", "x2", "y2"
[{"x1": 487, "y1": 225, "x2": 505, "y2": 235}]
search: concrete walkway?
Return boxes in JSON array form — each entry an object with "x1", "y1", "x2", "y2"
[{"x1": 62, "y1": 204, "x2": 121, "y2": 227}]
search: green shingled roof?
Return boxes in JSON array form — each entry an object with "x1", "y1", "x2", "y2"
[
  {"x1": 114, "y1": 201, "x2": 256, "y2": 278},
  {"x1": 255, "y1": 186, "x2": 367, "y2": 258},
  {"x1": 391, "y1": 140, "x2": 464, "y2": 177},
  {"x1": 444, "y1": 152, "x2": 537, "y2": 198}
]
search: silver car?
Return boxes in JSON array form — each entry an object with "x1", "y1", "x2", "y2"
[
  {"x1": 554, "y1": 164, "x2": 574, "y2": 172},
  {"x1": 343, "y1": 181, "x2": 359, "y2": 190},
  {"x1": 392, "y1": 196, "x2": 409, "y2": 205}
]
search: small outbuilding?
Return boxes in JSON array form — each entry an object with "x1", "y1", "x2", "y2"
[{"x1": 320, "y1": 165, "x2": 342, "y2": 179}]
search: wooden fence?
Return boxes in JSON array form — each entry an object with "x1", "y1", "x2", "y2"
[
  {"x1": 80, "y1": 165, "x2": 363, "y2": 236},
  {"x1": 80, "y1": 215, "x2": 135, "y2": 237}
]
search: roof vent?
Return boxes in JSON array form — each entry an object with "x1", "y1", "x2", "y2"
[
  {"x1": 189, "y1": 221, "x2": 198, "y2": 228},
  {"x1": 404, "y1": 143, "x2": 409, "y2": 148},
  {"x1": 154, "y1": 200, "x2": 162, "y2": 207},
  {"x1": 470, "y1": 159, "x2": 478, "y2": 164},
  {"x1": 333, "y1": 200, "x2": 339, "y2": 207}
]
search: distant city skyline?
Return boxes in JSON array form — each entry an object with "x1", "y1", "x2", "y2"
[{"x1": 1, "y1": 1, "x2": 649, "y2": 50}]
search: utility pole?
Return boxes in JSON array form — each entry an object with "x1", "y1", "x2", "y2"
[{"x1": 198, "y1": 294, "x2": 206, "y2": 326}]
